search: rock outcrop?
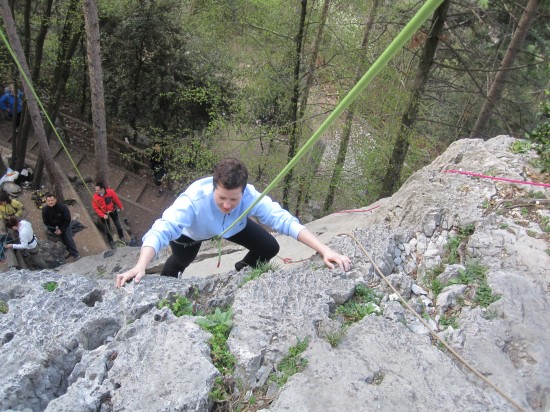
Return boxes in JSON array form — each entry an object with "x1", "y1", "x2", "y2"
[{"x1": 1, "y1": 135, "x2": 549, "y2": 411}]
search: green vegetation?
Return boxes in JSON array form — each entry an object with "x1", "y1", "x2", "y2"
[
  {"x1": 157, "y1": 295, "x2": 194, "y2": 317},
  {"x1": 241, "y1": 261, "x2": 280, "y2": 286},
  {"x1": 474, "y1": 282, "x2": 500, "y2": 308},
  {"x1": 446, "y1": 224, "x2": 475, "y2": 264},
  {"x1": 335, "y1": 284, "x2": 382, "y2": 325},
  {"x1": 540, "y1": 216, "x2": 550, "y2": 233},
  {"x1": 423, "y1": 264, "x2": 444, "y2": 287},
  {"x1": 322, "y1": 326, "x2": 347, "y2": 348},
  {"x1": 0, "y1": 299, "x2": 8, "y2": 314},
  {"x1": 439, "y1": 314, "x2": 459, "y2": 330},
  {"x1": 431, "y1": 278, "x2": 444, "y2": 297},
  {"x1": 526, "y1": 191, "x2": 546, "y2": 199},
  {"x1": 509, "y1": 139, "x2": 532, "y2": 154},
  {"x1": 270, "y1": 337, "x2": 310, "y2": 387},
  {"x1": 43, "y1": 281, "x2": 58, "y2": 292},
  {"x1": 197, "y1": 308, "x2": 235, "y2": 376}
]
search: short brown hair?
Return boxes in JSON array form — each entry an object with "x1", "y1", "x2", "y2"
[
  {"x1": 6, "y1": 216, "x2": 19, "y2": 228},
  {"x1": 213, "y1": 158, "x2": 248, "y2": 191}
]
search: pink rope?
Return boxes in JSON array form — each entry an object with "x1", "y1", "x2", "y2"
[{"x1": 442, "y1": 169, "x2": 550, "y2": 188}]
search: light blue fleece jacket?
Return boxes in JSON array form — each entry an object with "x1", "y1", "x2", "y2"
[{"x1": 142, "y1": 177, "x2": 305, "y2": 254}]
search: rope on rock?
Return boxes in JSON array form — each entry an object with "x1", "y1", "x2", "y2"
[
  {"x1": 341, "y1": 231, "x2": 527, "y2": 412},
  {"x1": 442, "y1": 169, "x2": 550, "y2": 188}
]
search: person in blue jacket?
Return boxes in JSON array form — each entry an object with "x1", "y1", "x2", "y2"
[
  {"x1": 0, "y1": 85, "x2": 23, "y2": 125},
  {"x1": 116, "y1": 158, "x2": 351, "y2": 287}
]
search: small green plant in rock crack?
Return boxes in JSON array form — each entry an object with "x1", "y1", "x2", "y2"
[
  {"x1": 431, "y1": 278, "x2": 444, "y2": 298},
  {"x1": 157, "y1": 295, "x2": 194, "y2": 317},
  {"x1": 0, "y1": 299, "x2": 8, "y2": 314},
  {"x1": 269, "y1": 337, "x2": 310, "y2": 387},
  {"x1": 474, "y1": 282, "x2": 500, "y2": 308},
  {"x1": 446, "y1": 224, "x2": 475, "y2": 264},
  {"x1": 43, "y1": 281, "x2": 58, "y2": 292},
  {"x1": 197, "y1": 307, "x2": 235, "y2": 376},
  {"x1": 335, "y1": 284, "x2": 382, "y2": 325},
  {"x1": 439, "y1": 314, "x2": 459, "y2": 330},
  {"x1": 422, "y1": 264, "x2": 444, "y2": 288},
  {"x1": 322, "y1": 326, "x2": 347, "y2": 347},
  {"x1": 240, "y1": 261, "x2": 280, "y2": 286}
]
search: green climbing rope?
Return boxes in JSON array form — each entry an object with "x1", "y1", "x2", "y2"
[{"x1": 217, "y1": 0, "x2": 445, "y2": 239}]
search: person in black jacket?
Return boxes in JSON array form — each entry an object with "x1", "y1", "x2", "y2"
[{"x1": 42, "y1": 193, "x2": 80, "y2": 259}]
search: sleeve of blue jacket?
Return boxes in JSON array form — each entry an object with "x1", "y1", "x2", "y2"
[
  {"x1": 245, "y1": 185, "x2": 305, "y2": 239},
  {"x1": 141, "y1": 194, "x2": 196, "y2": 254}
]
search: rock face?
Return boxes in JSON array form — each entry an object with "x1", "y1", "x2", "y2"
[{"x1": 1, "y1": 136, "x2": 549, "y2": 411}]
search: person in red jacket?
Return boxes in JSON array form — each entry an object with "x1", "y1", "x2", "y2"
[{"x1": 92, "y1": 181, "x2": 125, "y2": 246}]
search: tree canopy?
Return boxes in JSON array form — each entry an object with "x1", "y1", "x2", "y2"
[{"x1": 1, "y1": 0, "x2": 548, "y2": 215}]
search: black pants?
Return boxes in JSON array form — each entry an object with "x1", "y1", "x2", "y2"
[
  {"x1": 99, "y1": 210, "x2": 124, "y2": 242},
  {"x1": 161, "y1": 218, "x2": 280, "y2": 277},
  {"x1": 46, "y1": 223, "x2": 79, "y2": 257}
]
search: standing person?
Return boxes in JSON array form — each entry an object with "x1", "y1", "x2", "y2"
[
  {"x1": 116, "y1": 158, "x2": 351, "y2": 287},
  {"x1": 150, "y1": 142, "x2": 167, "y2": 197},
  {"x1": 92, "y1": 181, "x2": 125, "y2": 247},
  {"x1": 0, "y1": 191, "x2": 24, "y2": 221},
  {"x1": 0, "y1": 85, "x2": 23, "y2": 126},
  {"x1": 5, "y1": 216, "x2": 48, "y2": 269},
  {"x1": 42, "y1": 193, "x2": 80, "y2": 260}
]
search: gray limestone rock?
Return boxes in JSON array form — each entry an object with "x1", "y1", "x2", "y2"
[
  {"x1": 265, "y1": 317, "x2": 513, "y2": 411},
  {"x1": 1, "y1": 136, "x2": 548, "y2": 412},
  {"x1": 227, "y1": 266, "x2": 355, "y2": 388}
]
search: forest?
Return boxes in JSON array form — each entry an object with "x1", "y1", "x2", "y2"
[{"x1": 0, "y1": 0, "x2": 548, "y2": 219}]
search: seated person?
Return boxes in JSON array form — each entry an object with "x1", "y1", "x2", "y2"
[
  {"x1": 42, "y1": 193, "x2": 80, "y2": 259},
  {"x1": 5, "y1": 216, "x2": 48, "y2": 270},
  {"x1": 0, "y1": 191, "x2": 24, "y2": 221}
]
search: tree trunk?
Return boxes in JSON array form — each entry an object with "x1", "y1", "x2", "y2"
[
  {"x1": 322, "y1": 0, "x2": 380, "y2": 214},
  {"x1": 0, "y1": 0, "x2": 64, "y2": 200},
  {"x1": 33, "y1": 0, "x2": 82, "y2": 187},
  {"x1": 282, "y1": 0, "x2": 307, "y2": 210},
  {"x1": 380, "y1": 0, "x2": 449, "y2": 198},
  {"x1": 294, "y1": 0, "x2": 331, "y2": 217},
  {"x1": 15, "y1": 0, "x2": 54, "y2": 172},
  {"x1": 470, "y1": 0, "x2": 540, "y2": 139},
  {"x1": 82, "y1": 0, "x2": 109, "y2": 185}
]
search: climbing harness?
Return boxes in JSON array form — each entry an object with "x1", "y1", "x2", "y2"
[{"x1": 342, "y1": 232, "x2": 527, "y2": 412}]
